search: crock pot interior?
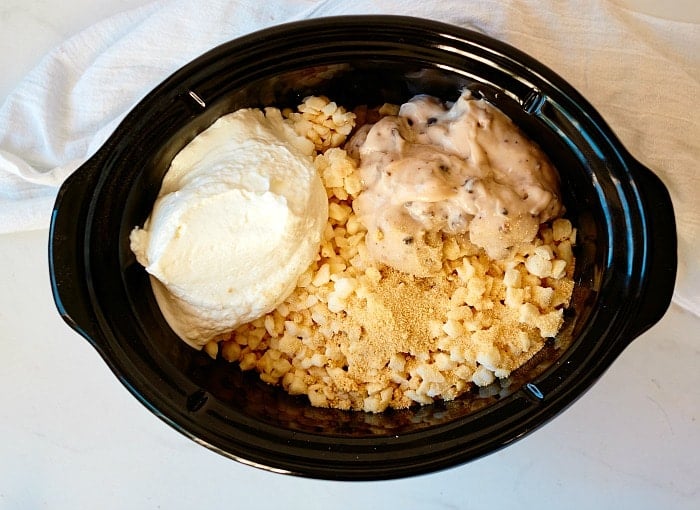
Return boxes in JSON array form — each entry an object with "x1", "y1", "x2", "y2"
[{"x1": 103, "y1": 59, "x2": 599, "y2": 434}]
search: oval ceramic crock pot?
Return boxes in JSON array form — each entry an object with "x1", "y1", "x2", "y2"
[{"x1": 48, "y1": 16, "x2": 676, "y2": 480}]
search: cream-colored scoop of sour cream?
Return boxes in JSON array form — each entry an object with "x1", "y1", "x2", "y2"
[{"x1": 130, "y1": 108, "x2": 327, "y2": 349}]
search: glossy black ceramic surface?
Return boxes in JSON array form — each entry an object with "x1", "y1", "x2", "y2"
[{"x1": 49, "y1": 16, "x2": 676, "y2": 480}]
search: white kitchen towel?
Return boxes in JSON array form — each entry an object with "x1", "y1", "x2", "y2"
[{"x1": 1, "y1": 0, "x2": 698, "y2": 317}]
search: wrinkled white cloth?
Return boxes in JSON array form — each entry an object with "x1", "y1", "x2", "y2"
[{"x1": 1, "y1": 0, "x2": 698, "y2": 316}]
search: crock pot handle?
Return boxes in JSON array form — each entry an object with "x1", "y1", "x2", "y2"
[
  {"x1": 49, "y1": 156, "x2": 102, "y2": 343},
  {"x1": 625, "y1": 160, "x2": 677, "y2": 340}
]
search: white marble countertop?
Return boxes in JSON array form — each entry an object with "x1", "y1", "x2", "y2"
[{"x1": 1, "y1": 1, "x2": 699, "y2": 509}]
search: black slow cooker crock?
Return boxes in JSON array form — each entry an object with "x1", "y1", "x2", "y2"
[{"x1": 49, "y1": 16, "x2": 676, "y2": 480}]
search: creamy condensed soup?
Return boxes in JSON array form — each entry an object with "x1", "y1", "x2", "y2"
[{"x1": 351, "y1": 91, "x2": 563, "y2": 276}]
